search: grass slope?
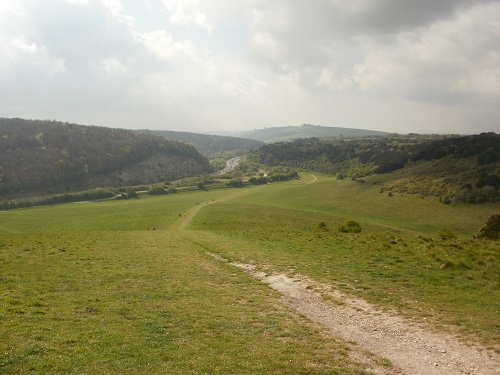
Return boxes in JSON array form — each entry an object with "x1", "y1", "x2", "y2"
[
  {"x1": 1, "y1": 193, "x2": 375, "y2": 374},
  {"x1": 1, "y1": 176, "x2": 498, "y2": 373},
  {"x1": 187, "y1": 176, "x2": 499, "y2": 348},
  {"x1": 237, "y1": 124, "x2": 389, "y2": 143}
]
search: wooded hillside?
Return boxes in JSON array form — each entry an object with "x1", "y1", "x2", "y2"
[
  {"x1": 244, "y1": 133, "x2": 500, "y2": 203},
  {"x1": 140, "y1": 129, "x2": 264, "y2": 155},
  {"x1": 0, "y1": 118, "x2": 213, "y2": 198}
]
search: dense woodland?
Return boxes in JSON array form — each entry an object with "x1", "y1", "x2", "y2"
[
  {"x1": 244, "y1": 133, "x2": 500, "y2": 203},
  {"x1": 0, "y1": 118, "x2": 212, "y2": 198},
  {"x1": 140, "y1": 129, "x2": 264, "y2": 155}
]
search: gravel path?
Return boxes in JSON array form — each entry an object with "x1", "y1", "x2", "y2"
[
  {"x1": 223, "y1": 260, "x2": 499, "y2": 375},
  {"x1": 195, "y1": 175, "x2": 498, "y2": 374}
]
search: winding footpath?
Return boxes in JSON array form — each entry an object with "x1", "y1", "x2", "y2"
[{"x1": 174, "y1": 175, "x2": 499, "y2": 375}]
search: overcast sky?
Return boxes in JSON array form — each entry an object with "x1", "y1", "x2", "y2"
[{"x1": 1, "y1": 0, "x2": 499, "y2": 134}]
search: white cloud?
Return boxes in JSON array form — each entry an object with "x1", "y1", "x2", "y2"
[
  {"x1": 100, "y1": 0, "x2": 134, "y2": 26},
  {"x1": 100, "y1": 57, "x2": 128, "y2": 76},
  {"x1": 279, "y1": 67, "x2": 306, "y2": 97},
  {"x1": 352, "y1": 50, "x2": 396, "y2": 92},
  {"x1": 452, "y1": 67, "x2": 500, "y2": 98},
  {"x1": 316, "y1": 64, "x2": 356, "y2": 93},
  {"x1": 63, "y1": 0, "x2": 90, "y2": 4},
  {"x1": 163, "y1": 0, "x2": 212, "y2": 32},
  {"x1": 0, "y1": 0, "x2": 23, "y2": 15},
  {"x1": 2, "y1": 35, "x2": 66, "y2": 74},
  {"x1": 162, "y1": 0, "x2": 251, "y2": 33},
  {"x1": 138, "y1": 29, "x2": 209, "y2": 64}
]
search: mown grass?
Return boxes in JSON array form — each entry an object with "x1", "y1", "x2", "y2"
[{"x1": 0, "y1": 191, "x2": 382, "y2": 374}]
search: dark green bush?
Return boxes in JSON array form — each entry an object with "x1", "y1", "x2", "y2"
[
  {"x1": 147, "y1": 186, "x2": 167, "y2": 195},
  {"x1": 317, "y1": 222, "x2": 328, "y2": 231},
  {"x1": 226, "y1": 179, "x2": 244, "y2": 188},
  {"x1": 337, "y1": 220, "x2": 361, "y2": 233},
  {"x1": 125, "y1": 189, "x2": 138, "y2": 198},
  {"x1": 475, "y1": 214, "x2": 500, "y2": 240},
  {"x1": 248, "y1": 176, "x2": 270, "y2": 185}
]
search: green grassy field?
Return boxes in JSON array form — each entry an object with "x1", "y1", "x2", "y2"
[{"x1": 1, "y1": 174, "x2": 499, "y2": 373}]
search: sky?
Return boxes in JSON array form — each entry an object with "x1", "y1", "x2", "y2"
[{"x1": 1, "y1": 0, "x2": 499, "y2": 135}]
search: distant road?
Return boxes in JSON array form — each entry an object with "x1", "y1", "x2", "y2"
[
  {"x1": 306, "y1": 175, "x2": 318, "y2": 184},
  {"x1": 215, "y1": 157, "x2": 241, "y2": 175}
]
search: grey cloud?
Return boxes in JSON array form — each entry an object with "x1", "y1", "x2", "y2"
[
  {"x1": 330, "y1": 0, "x2": 494, "y2": 34},
  {"x1": 250, "y1": 0, "x2": 496, "y2": 65},
  {"x1": 1, "y1": 0, "x2": 498, "y2": 133},
  {"x1": 249, "y1": 1, "x2": 500, "y2": 105}
]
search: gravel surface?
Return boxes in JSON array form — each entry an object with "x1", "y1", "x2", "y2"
[{"x1": 226, "y1": 260, "x2": 499, "y2": 375}]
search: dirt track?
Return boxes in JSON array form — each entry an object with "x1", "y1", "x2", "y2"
[
  {"x1": 230, "y1": 262, "x2": 499, "y2": 375},
  {"x1": 179, "y1": 175, "x2": 499, "y2": 374},
  {"x1": 201, "y1": 249, "x2": 498, "y2": 375}
]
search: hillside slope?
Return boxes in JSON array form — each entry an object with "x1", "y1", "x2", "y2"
[
  {"x1": 140, "y1": 129, "x2": 264, "y2": 155},
  {"x1": 0, "y1": 118, "x2": 213, "y2": 198},
  {"x1": 244, "y1": 133, "x2": 500, "y2": 203},
  {"x1": 237, "y1": 124, "x2": 390, "y2": 143}
]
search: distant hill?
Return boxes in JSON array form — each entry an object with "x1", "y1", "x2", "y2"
[
  {"x1": 236, "y1": 124, "x2": 390, "y2": 143},
  {"x1": 244, "y1": 133, "x2": 500, "y2": 204},
  {"x1": 0, "y1": 118, "x2": 212, "y2": 198},
  {"x1": 139, "y1": 129, "x2": 264, "y2": 155}
]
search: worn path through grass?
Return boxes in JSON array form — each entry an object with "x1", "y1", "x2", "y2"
[
  {"x1": 167, "y1": 186, "x2": 260, "y2": 232},
  {"x1": 2, "y1": 180, "x2": 385, "y2": 374},
  {"x1": 173, "y1": 177, "x2": 499, "y2": 374},
  {"x1": 1, "y1": 174, "x2": 498, "y2": 374}
]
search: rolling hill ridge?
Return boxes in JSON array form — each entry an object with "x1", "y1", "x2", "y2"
[{"x1": 236, "y1": 123, "x2": 391, "y2": 143}]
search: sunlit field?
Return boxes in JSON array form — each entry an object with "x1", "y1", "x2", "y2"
[
  {"x1": 191, "y1": 175, "x2": 499, "y2": 348},
  {"x1": 1, "y1": 175, "x2": 498, "y2": 373}
]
